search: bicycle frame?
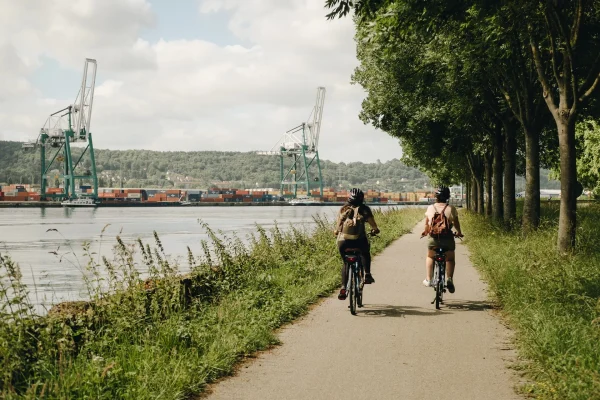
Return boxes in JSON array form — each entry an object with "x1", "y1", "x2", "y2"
[{"x1": 431, "y1": 247, "x2": 446, "y2": 309}]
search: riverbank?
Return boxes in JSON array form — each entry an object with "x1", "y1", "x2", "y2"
[
  {"x1": 463, "y1": 203, "x2": 600, "y2": 399},
  {"x1": 0, "y1": 207, "x2": 425, "y2": 399}
]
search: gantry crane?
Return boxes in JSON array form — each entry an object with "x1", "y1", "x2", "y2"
[
  {"x1": 23, "y1": 59, "x2": 98, "y2": 201},
  {"x1": 258, "y1": 87, "x2": 326, "y2": 198}
]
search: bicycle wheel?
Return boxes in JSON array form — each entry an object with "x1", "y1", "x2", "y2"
[
  {"x1": 434, "y1": 262, "x2": 442, "y2": 310},
  {"x1": 349, "y1": 269, "x2": 357, "y2": 315},
  {"x1": 356, "y1": 266, "x2": 363, "y2": 308}
]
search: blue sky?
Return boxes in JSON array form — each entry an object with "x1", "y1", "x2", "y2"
[{"x1": 141, "y1": 0, "x2": 238, "y2": 45}]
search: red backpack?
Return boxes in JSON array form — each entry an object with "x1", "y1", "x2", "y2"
[{"x1": 428, "y1": 204, "x2": 452, "y2": 238}]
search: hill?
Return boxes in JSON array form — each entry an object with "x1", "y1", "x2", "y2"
[{"x1": 0, "y1": 141, "x2": 432, "y2": 192}]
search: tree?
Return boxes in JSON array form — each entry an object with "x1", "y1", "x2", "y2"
[{"x1": 523, "y1": 0, "x2": 600, "y2": 251}]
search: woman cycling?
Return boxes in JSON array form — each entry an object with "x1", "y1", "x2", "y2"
[{"x1": 421, "y1": 186, "x2": 463, "y2": 293}]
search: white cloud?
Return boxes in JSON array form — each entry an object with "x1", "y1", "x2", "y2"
[{"x1": 0, "y1": 0, "x2": 402, "y2": 162}]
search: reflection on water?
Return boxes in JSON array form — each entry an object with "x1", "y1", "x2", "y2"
[{"x1": 0, "y1": 206, "x2": 348, "y2": 310}]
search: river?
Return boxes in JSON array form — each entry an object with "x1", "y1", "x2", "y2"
[{"x1": 2, "y1": 205, "x2": 403, "y2": 311}]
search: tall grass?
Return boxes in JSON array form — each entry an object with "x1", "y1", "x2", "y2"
[
  {"x1": 463, "y1": 203, "x2": 600, "y2": 400},
  {"x1": 0, "y1": 207, "x2": 424, "y2": 399}
]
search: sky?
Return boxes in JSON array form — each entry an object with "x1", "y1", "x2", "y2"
[{"x1": 0, "y1": 0, "x2": 402, "y2": 163}]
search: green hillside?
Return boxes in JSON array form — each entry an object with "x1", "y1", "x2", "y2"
[{"x1": 0, "y1": 141, "x2": 433, "y2": 192}]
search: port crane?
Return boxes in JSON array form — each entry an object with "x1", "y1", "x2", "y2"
[
  {"x1": 258, "y1": 87, "x2": 326, "y2": 198},
  {"x1": 23, "y1": 59, "x2": 98, "y2": 201}
]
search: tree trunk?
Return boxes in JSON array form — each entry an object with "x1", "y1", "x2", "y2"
[
  {"x1": 556, "y1": 115, "x2": 577, "y2": 252},
  {"x1": 476, "y1": 172, "x2": 485, "y2": 215},
  {"x1": 465, "y1": 179, "x2": 471, "y2": 211},
  {"x1": 470, "y1": 175, "x2": 478, "y2": 213},
  {"x1": 485, "y1": 154, "x2": 493, "y2": 217},
  {"x1": 468, "y1": 155, "x2": 485, "y2": 215},
  {"x1": 522, "y1": 128, "x2": 540, "y2": 233},
  {"x1": 503, "y1": 120, "x2": 517, "y2": 225},
  {"x1": 493, "y1": 127, "x2": 504, "y2": 223}
]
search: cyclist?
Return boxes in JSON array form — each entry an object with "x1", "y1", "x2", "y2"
[
  {"x1": 334, "y1": 188, "x2": 380, "y2": 300},
  {"x1": 421, "y1": 186, "x2": 463, "y2": 293}
]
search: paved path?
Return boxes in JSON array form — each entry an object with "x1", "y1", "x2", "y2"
[{"x1": 203, "y1": 222, "x2": 520, "y2": 400}]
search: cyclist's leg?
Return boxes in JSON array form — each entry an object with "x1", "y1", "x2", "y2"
[
  {"x1": 360, "y1": 237, "x2": 371, "y2": 273},
  {"x1": 425, "y1": 249, "x2": 434, "y2": 281},
  {"x1": 443, "y1": 237, "x2": 456, "y2": 278},
  {"x1": 446, "y1": 251, "x2": 456, "y2": 278},
  {"x1": 425, "y1": 237, "x2": 437, "y2": 283},
  {"x1": 444, "y1": 237, "x2": 457, "y2": 293},
  {"x1": 338, "y1": 240, "x2": 349, "y2": 288},
  {"x1": 358, "y1": 237, "x2": 374, "y2": 283}
]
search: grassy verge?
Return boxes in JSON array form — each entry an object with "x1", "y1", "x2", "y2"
[
  {"x1": 462, "y1": 203, "x2": 600, "y2": 400},
  {"x1": 0, "y1": 207, "x2": 424, "y2": 399}
]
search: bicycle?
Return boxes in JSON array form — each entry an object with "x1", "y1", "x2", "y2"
[
  {"x1": 421, "y1": 233, "x2": 463, "y2": 310},
  {"x1": 343, "y1": 231, "x2": 378, "y2": 315},
  {"x1": 343, "y1": 248, "x2": 364, "y2": 315},
  {"x1": 430, "y1": 246, "x2": 447, "y2": 309}
]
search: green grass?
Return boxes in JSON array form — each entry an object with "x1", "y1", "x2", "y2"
[
  {"x1": 462, "y1": 203, "x2": 600, "y2": 400},
  {"x1": 0, "y1": 207, "x2": 424, "y2": 399}
]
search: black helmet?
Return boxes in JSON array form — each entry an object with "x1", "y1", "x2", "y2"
[
  {"x1": 348, "y1": 188, "x2": 365, "y2": 205},
  {"x1": 435, "y1": 186, "x2": 450, "y2": 201}
]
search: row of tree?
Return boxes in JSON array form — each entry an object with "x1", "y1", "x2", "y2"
[{"x1": 325, "y1": 0, "x2": 600, "y2": 252}]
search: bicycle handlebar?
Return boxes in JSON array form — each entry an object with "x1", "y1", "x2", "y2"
[{"x1": 420, "y1": 232, "x2": 464, "y2": 239}]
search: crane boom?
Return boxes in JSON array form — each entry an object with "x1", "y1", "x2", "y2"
[
  {"x1": 309, "y1": 87, "x2": 326, "y2": 151},
  {"x1": 73, "y1": 59, "x2": 97, "y2": 141}
]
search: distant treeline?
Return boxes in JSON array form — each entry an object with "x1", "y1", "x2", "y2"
[{"x1": 0, "y1": 140, "x2": 559, "y2": 192}]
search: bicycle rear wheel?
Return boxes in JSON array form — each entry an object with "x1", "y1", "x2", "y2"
[
  {"x1": 435, "y1": 281, "x2": 443, "y2": 309},
  {"x1": 434, "y1": 262, "x2": 442, "y2": 310},
  {"x1": 349, "y1": 269, "x2": 357, "y2": 315},
  {"x1": 356, "y1": 268, "x2": 363, "y2": 308}
]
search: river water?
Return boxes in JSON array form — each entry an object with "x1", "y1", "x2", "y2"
[{"x1": 0, "y1": 206, "x2": 370, "y2": 311}]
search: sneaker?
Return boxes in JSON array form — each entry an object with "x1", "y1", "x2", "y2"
[
  {"x1": 446, "y1": 278, "x2": 455, "y2": 293},
  {"x1": 364, "y1": 273, "x2": 375, "y2": 284},
  {"x1": 338, "y1": 289, "x2": 347, "y2": 300},
  {"x1": 422, "y1": 279, "x2": 432, "y2": 287}
]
